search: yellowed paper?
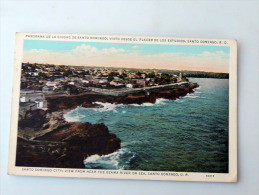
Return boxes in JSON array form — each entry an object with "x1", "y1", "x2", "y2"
[{"x1": 8, "y1": 33, "x2": 237, "y2": 182}]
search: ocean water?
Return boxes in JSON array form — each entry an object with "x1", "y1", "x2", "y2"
[{"x1": 64, "y1": 78, "x2": 229, "y2": 173}]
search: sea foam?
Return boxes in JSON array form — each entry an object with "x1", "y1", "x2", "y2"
[
  {"x1": 63, "y1": 106, "x2": 85, "y2": 122},
  {"x1": 83, "y1": 148, "x2": 135, "y2": 170}
]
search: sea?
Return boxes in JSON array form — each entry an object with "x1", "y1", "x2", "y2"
[{"x1": 64, "y1": 78, "x2": 229, "y2": 173}]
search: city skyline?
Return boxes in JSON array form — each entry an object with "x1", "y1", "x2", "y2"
[{"x1": 23, "y1": 40, "x2": 230, "y2": 73}]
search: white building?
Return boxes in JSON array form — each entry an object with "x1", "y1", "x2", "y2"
[
  {"x1": 19, "y1": 91, "x2": 47, "y2": 109},
  {"x1": 42, "y1": 86, "x2": 55, "y2": 92},
  {"x1": 32, "y1": 72, "x2": 39, "y2": 76},
  {"x1": 82, "y1": 80, "x2": 89, "y2": 84},
  {"x1": 126, "y1": 83, "x2": 133, "y2": 88},
  {"x1": 99, "y1": 79, "x2": 108, "y2": 84},
  {"x1": 46, "y1": 81, "x2": 58, "y2": 88},
  {"x1": 35, "y1": 100, "x2": 47, "y2": 109},
  {"x1": 20, "y1": 91, "x2": 45, "y2": 103},
  {"x1": 177, "y1": 73, "x2": 182, "y2": 83},
  {"x1": 110, "y1": 81, "x2": 124, "y2": 87}
]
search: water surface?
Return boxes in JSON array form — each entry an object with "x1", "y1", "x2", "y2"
[{"x1": 64, "y1": 78, "x2": 229, "y2": 173}]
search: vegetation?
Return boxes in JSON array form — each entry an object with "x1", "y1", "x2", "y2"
[{"x1": 182, "y1": 71, "x2": 229, "y2": 79}]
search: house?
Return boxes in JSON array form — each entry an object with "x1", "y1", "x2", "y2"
[
  {"x1": 85, "y1": 75, "x2": 93, "y2": 80},
  {"x1": 136, "y1": 79, "x2": 146, "y2": 87},
  {"x1": 32, "y1": 72, "x2": 39, "y2": 76},
  {"x1": 46, "y1": 67, "x2": 55, "y2": 72},
  {"x1": 110, "y1": 81, "x2": 124, "y2": 87},
  {"x1": 177, "y1": 73, "x2": 182, "y2": 83},
  {"x1": 99, "y1": 79, "x2": 108, "y2": 84},
  {"x1": 93, "y1": 79, "x2": 100, "y2": 85},
  {"x1": 141, "y1": 73, "x2": 146, "y2": 78},
  {"x1": 126, "y1": 83, "x2": 133, "y2": 88},
  {"x1": 35, "y1": 100, "x2": 47, "y2": 109},
  {"x1": 42, "y1": 86, "x2": 55, "y2": 92},
  {"x1": 82, "y1": 80, "x2": 89, "y2": 84},
  {"x1": 19, "y1": 102, "x2": 38, "y2": 118},
  {"x1": 20, "y1": 102, "x2": 37, "y2": 112},
  {"x1": 20, "y1": 91, "x2": 45, "y2": 103},
  {"x1": 46, "y1": 81, "x2": 58, "y2": 88},
  {"x1": 20, "y1": 91, "x2": 47, "y2": 111}
]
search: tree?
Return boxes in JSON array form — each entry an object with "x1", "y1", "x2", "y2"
[{"x1": 62, "y1": 84, "x2": 79, "y2": 94}]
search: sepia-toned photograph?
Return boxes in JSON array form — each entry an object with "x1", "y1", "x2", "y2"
[{"x1": 8, "y1": 33, "x2": 237, "y2": 182}]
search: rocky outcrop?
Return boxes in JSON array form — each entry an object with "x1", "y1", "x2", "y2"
[
  {"x1": 16, "y1": 110, "x2": 121, "y2": 168},
  {"x1": 46, "y1": 82, "x2": 199, "y2": 112}
]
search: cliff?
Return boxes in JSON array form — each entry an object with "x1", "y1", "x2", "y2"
[
  {"x1": 16, "y1": 110, "x2": 121, "y2": 168},
  {"x1": 46, "y1": 82, "x2": 199, "y2": 111}
]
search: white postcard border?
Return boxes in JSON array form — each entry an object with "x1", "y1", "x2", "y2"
[{"x1": 8, "y1": 32, "x2": 237, "y2": 182}]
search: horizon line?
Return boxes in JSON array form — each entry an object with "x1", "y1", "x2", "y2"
[{"x1": 22, "y1": 62, "x2": 229, "y2": 74}]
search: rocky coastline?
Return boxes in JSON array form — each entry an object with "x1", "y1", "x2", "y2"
[
  {"x1": 16, "y1": 110, "x2": 121, "y2": 168},
  {"x1": 46, "y1": 82, "x2": 199, "y2": 112},
  {"x1": 16, "y1": 82, "x2": 198, "y2": 168}
]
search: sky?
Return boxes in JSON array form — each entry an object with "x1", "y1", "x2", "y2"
[{"x1": 23, "y1": 40, "x2": 230, "y2": 73}]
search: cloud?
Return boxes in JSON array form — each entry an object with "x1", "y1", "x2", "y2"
[
  {"x1": 71, "y1": 44, "x2": 125, "y2": 55},
  {"x1": 132, "y1": 45, "x2": 140, "y2": 49},
  {"x1": 23, "y1": 44, "x2": 229, "y2": 73},
  {"x1": 198, "y1": 51, "x2": 229, "y2": 59}
]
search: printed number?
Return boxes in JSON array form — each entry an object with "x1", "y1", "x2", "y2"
[{"x1": 206, "y1": 175, "x2": 214, "y2": 177}]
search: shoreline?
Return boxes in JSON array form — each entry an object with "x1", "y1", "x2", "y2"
[
  {"x1": 16, "y1": 82, "x2": 199, "y2": 168},
  {"x1": 46, "y1": 82, "x2": 199, "y2": 112}
]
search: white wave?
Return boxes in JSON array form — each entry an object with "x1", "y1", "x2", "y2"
[
  {"x1": 131, "y1": 102, "x2": 155, "y2": 107},
  {"x1": 83, "y1": 148, "x2": 135, "y2": 170},
  {"x1": 64, "y1": 98, "x2": 173, "y2": 120},
  {"x1": 186, "y1": 95, "x2": 199, "y2": 99},
  {"x1": 155, "y1": 98, "x2": 169, "y2": 105},
  {"x1": 63, "y1": 107, "x2": 85, "y2": 122},
  {"x1": 64, "y1": 114, "x2": 85, "y2": 122},
  {"x1": 195, "y1": 86, "x2": 201, "y2": 90},
  {"x1": 130, "y1": 98, "x2": 169, "y2": 107},
  {"x1": 91, "y1": 102, "x2": 124, "y2": 112},
  {"x1": 183, "y1": 93, "x2": 200, "y2": 99}
]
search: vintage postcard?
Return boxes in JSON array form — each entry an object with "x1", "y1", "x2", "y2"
[{"x1": 8, "y1": 33, "x2": 237, "y2": 182}]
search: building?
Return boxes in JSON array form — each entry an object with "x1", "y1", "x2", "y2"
[
  {"x1": 46, "y1": 67, "x2": 55, "y2": 72},
  {"x1": 126, "y1": 83, "x2": 133, "y2": 88},
  {"x1": 177, "y1": 73, "x2": 182, "y2": 83},
  {"x1": 82, "y1": 80, "x2": 89, "y2": 84},
  {"x1": 85, "y1": 75, "x2": 92, "y2": 80},
  {"x1": 20, "y1": 91, "x2": 45, "y2": 103},
  {"x1": 32, "y1": 72, "x2": 39, "y2": 76},
  {"x1": 110, "y1": 81, "x2": 124, "y2": 87},
  {"x1": 141, "y1": 73, "x2": 146, "y2": 78},
  {"x1": 99, "y1": 79, "x2": 108, "y2": 84},
  {"x1": 93, "y1": 79, "x2": 101, "y2": 85},
  {"x1": 136, "y1": 79, "x2": 146, "y2": 87},
  {"x1": 35, "y1": 100, "x2": 47, "y2": 109},
  {"x1": 19, "y1": 90, "x2": 47, "y2": 110},
  {"x1": 46, "y1": 81, "x2": 58, "y2": 88},
  {"x1": 19, "y1": 102, "x2": 38, "y2": 119},
  {"x1": 20, "y1": 102, "x2": 37, "y2": 112},
  {"x1": 42, "y1": 86, "x2": 55, "y2": 92}
]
